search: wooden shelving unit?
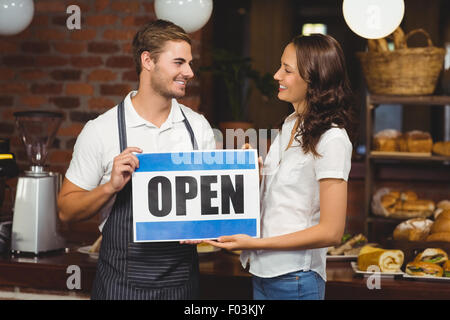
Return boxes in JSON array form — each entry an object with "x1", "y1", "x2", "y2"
[{"x1": 364, "y1": 94, "x2": 450, "y2": 241}]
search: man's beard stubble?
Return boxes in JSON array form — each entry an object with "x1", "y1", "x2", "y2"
[{"x1": 150, "y1": 66, "x2": 186, "y2": 100}]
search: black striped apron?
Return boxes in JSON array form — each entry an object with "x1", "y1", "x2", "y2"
[{"x1": 91, "y1": 100, "x2": 199, "y2": 300}]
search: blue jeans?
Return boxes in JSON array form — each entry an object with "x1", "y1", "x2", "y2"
[{"x1": 252, "y1": 270, "x2": 325, "y2": 300}]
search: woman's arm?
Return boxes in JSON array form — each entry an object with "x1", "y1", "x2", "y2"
[{"x1": 205, "y1": 178, "x2": 347, "y2": 251}]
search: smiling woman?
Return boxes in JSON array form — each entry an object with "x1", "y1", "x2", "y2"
[{"x1": 206, "y1": 33, "x2": 357, "y2": 300}]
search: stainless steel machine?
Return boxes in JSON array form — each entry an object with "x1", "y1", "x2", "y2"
[{"x1": 11, "y1": 111, "x2": 65, "y2": 254}]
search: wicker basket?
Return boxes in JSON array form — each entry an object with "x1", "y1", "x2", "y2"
[{"x1": 357, "y1": 29, "x2": 446, "y2": 95}]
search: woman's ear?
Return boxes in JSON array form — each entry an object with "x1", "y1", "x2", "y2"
[{"x1": 140, "y1": 51, "x2": 155, "y2": 72}]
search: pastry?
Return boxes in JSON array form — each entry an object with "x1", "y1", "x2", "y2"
[{"x1": 357, "y1": 246, "x2": 404, "y2": 272}]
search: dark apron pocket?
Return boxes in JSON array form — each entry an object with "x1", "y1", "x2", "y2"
[{"x1": 126, "y1": 242, "x2": 194, "y2": 289}]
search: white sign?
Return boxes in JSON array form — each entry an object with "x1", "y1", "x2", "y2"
[{"x1": 132, "y1": 150, "x2": 260, "y2": 242}]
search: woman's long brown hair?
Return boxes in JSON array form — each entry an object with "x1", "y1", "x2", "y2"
[{"x1": 290, "y1": 34, "x2": 358, "y2": 157}]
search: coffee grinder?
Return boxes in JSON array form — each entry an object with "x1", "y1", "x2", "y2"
[{"x1": 11, "y1": 111, "x2": 65, "y2": 254}]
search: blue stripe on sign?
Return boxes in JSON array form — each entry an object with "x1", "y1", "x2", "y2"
[
  {"x1": 135, "y1": 219, "x2": 257, "y2": 241},
  {"x1": 135, "y1": 150, "x2": 255, "y2": 172}
]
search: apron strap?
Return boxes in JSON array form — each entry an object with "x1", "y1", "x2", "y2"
[
  {"x1": 118, "y1": 100, "x2": 127, "y2": 153},
  {"x1": 179, "y1": 107, "x2": 199, "y2": 150},
  {"x1": 117, "y1": 100, "x2": 198, "y2": 152}
]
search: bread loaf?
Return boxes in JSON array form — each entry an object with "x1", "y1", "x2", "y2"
[
  {"x1": 393, "y1": 218, "x2": 433, "y2": 241},
  {"x1": 404, "y1": 130, "x2": 433, "y2": 153},
  {"x1": 432, "y1": 141, "x2": 450, "y2": 156},
  {"x1": 373, "y1": 129, "x2": 401, "y2": 152},
  {"x1": 430, "y1": 212, "x2": 450, "y2": 234},
  {"x1": 402, "y1": 200, "x2": 435, "y2": 213},
  {"x1": 392, "y1": 27, "x2": 406, "y2": 49},
  {"x1": 437, "y1": 200, "x2": 450, "y2": 210},
  {"x1": 426, "y1": 232, "x2": 450, "y2": 242}
]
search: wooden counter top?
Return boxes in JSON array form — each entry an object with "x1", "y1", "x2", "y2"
[
  {"x1": 0, "y1": 247, "x2": 449, "y2": 300},
  {"x1": 325, "y1": 261, "x2": 450, "y2": 300}
]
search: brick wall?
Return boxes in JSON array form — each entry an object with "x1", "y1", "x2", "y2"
[{"x1": 0, "y1": 0, "x2": 205, "y2": 228}]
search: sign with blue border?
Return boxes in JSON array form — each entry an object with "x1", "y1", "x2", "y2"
[{"x1": 132, "y1": 150, "x2": 260, "y2": 242}]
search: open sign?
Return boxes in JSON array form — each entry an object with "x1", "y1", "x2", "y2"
[{"x1": 132, "y1": 150, "x2": 260, "y2": 242}]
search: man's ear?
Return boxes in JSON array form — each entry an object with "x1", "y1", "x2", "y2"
[{"x1": 140, "y1": 51, "x2": 155, "y2": 72}]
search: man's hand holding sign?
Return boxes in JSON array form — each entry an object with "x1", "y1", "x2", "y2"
[{"x1": 132, "y1": 150, "x2": 260, "y2": 242}]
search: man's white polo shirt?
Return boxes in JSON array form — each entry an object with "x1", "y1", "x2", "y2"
[{"x1": 65, "y1": 91, "x2": 216, "y2": 229}]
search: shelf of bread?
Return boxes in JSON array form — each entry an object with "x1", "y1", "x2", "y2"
[
  {"x1": 371, "y1": 188, "x2": 441, "y2": 220},
  {"x1": 371, "y1": 129, "x2": 450, "y2": 160}
]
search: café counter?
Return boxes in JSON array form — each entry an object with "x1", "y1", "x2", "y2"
[{"x1": 0, "y1": 246, "x2": 449, "y2": 300}]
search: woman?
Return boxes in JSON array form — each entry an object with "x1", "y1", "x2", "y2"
[{"x1": 206, "y1": 34, "x2": 357, "y2": 300}]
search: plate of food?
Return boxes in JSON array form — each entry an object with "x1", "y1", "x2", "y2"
[
  {"x1": 77, "y1": 235, "x2": 102, "y2": 259},
  {"x1": 350, "y1": 262, "x2": 404, "y2": 277},
  {"x1": 403, "y1": 248, "x2": 450, "y2": 281},
  {"x1": 327, "y1": 233, "x2": 373, "y2": 261},
  {"x1": 77, "y1": 245, "x2": 99, "y2": 259}
]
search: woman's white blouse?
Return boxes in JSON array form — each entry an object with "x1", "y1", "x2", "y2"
[{"x1": 240, "y1": 113, "x2": 353, "y2": 281}]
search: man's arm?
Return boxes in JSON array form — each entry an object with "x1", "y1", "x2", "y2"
[
  {"x1": 58, "y1": 147, "x2": 142, "y2": 222},
  {"x1": 57, "y1": 179, "x2": 116, "y2": 223}
]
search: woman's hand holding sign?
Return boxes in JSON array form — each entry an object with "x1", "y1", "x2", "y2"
[{"x1": 204, "y1": 234, "x2": 256, "y2": 251}]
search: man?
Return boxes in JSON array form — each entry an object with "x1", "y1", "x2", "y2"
[{"x1": 58, "y1": 20, "x2": 216, "y2": 300}]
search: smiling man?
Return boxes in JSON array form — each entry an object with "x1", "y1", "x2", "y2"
[{"x1": 57, "y1": 20, "x2": 216, "y2": 300}]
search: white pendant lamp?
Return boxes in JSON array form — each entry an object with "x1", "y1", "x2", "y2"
[
  {"x1": 343, "y1": 0, "x2": 405, "y2": 39},
  {"x1": 0, "y1": 0, "x2": 34, "y2": 36},
  {"x1": 155, "y1": 0, "x2": 213, "y2": 33}
]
